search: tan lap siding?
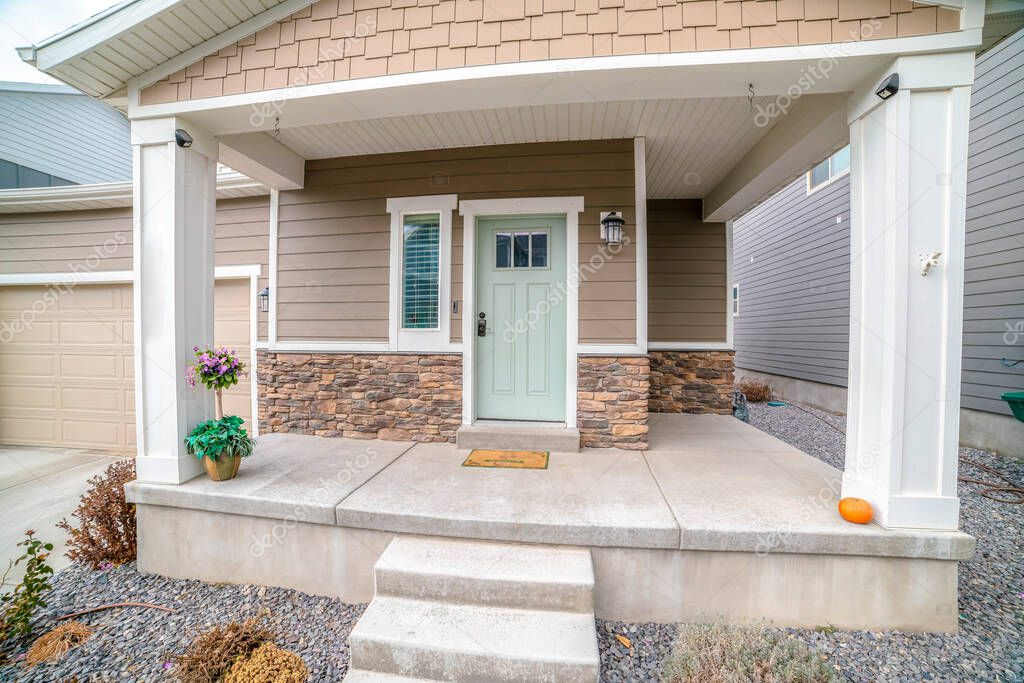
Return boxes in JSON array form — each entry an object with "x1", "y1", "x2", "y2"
[
  {"x1": 647, "y1": 198, "x2": 727, "y2": 343},
  {"x1": 0, "y1": 198, "x2": 271, "y2": 341},
  {"x1": 0, "y1": 208, "x2": 133, "y2": 274},
  {"x1": 283, "y1": 139, "x2": 636, "y2": 345}
]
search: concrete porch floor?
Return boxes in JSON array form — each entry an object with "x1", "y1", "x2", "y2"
[
  {"x1": 126, "y1": 413, "x2": 975, "y2": 631},
  {"x1": 128, "y1": 413, "x2": 973, "y2": 559}
]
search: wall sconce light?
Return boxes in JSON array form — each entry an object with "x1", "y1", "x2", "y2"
[
  {"x1": 257, "y1": 287, "x2": 270, "y2": 313},
  {"x1": 875, "y1": 73, "x2": 899, "y2": 100},
  {"x1": 600, "y1": 211, "x2": 625, "y2": 245},
  {"x1": 174, "y1": 128, "x2": 193, "y2": 148}
]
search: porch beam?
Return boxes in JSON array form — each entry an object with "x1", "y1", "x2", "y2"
[
  {"x1": 842, "y1": 52, "x2": 975, "y2": 530},
  {"x1": 702, "y1": 93, "x2": 848, "y2": 223},
  {"x1": 219, "y1": 133, "x2": 305, "y2": 191},
  {"x1": 131, "y1": 116, "x2": 217, "y2": 484}
]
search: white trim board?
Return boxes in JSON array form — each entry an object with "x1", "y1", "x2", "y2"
[
  {"x1": 648, "y1": 342, "x2": 734, "y2": 351},
  {"x1": 459, "y1": 196, "x2": 584, "y2": 429},
  {"x1": 633, "y1": 137, "x2": 649, "y2": 352}
]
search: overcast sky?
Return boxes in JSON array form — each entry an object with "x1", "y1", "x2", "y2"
[{"x1": 0, "y1": 0, "x2": 120, "y2": 85}]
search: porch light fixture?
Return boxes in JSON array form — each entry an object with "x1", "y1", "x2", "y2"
[
  {"x1": 257, "y1": 287, "x2": 270, "y2": 313},
  {"x1": 875, "y1": 73, "x2": 899, "y2": 100},
  {"x1": 600, "y1": 211, "x2": 625, "y2": 246},
  {"x1": 174, "y1": 128, "x2": 193, "y2": 148}
]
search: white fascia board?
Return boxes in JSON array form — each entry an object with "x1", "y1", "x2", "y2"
[
  {"x1": 0, "y1": 170, "x2": 266, "y2": 213},
  {"x1": 128, "y1": 29, "x2": 983, "y2": 126},
  {"x1": 219, "y1": 133, "x2": 306, "y2": 191},
  {"x1": 0, "y1": 265, "x2": 256, "y2": 286}
]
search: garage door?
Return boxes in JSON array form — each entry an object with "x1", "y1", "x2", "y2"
[{"x1": 0, "y1": 279, "x2": 252, "y2": 454}]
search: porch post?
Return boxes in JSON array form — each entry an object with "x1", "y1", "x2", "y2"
[
  {"x1": 842, "y1": 53, "x2": 974, "y2": 530},
  {"x1": 131, "y1": 118, "x2": 217, "y2": 484}
]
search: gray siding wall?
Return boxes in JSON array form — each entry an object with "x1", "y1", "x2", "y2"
[
  {"x1": 0, "y1": 84, "x2": 131, "y2": 185},
  {"x1": 732, "y1": 28, "x2": 1024, "y2": 416}
]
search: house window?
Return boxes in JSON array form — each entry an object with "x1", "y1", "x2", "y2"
[
  {"x1": 732, "y1": 283, "x2": 740, "y2": 316},
  {"x1": 401, "y1": 213, "x2": 440, "y2": 329},
  {"x1": 807, "y1": 145, "x2": 850, "y2": 193},
  {"x1": 495, "y1": 231, "x2": 549, "y2": 269},
  {"x1": 386, "y1": 194, "x2": 458, "y2": 352}
]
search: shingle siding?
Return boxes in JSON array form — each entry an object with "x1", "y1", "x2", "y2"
[{"x1": 733, "y1": 28, "x2": 1024, "y2": 417}]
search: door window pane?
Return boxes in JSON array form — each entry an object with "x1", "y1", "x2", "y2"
[
  {"x1": 530, "y1": 232, "x2": 548, "y2": 267},
  {"x1": 495, "y1": 233, "x2": 511, "y2": 268},
  {"x1": 513, "y1": 233, "x2": 530, "y2": 268},
  {"x1": 402, "y1": 213, "x2": 440, "y2": 329}
]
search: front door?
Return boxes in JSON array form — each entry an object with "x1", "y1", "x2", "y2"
[{"x1": 475, "y1": 215, "x2": 567, "y2": 422}]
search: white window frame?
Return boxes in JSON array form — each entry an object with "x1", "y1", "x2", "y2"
[
  {"x1": 386, "y1": 194, "x2": 458, "y2": 352},
  {"x1": 732, "y1": 283, "x2": 740, "y2": 317},
  {"x1": 806, "y1": 145, "x2": 851, "y2": 195}
]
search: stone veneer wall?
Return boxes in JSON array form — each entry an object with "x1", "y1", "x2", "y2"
[
  {"x1": 649, "y1": 350, "x2": 734, "y2": 414},
  {"x1": 258, "y1": 351, "x2": 461, "y2": 442},
  {"x1": 577, "y1": 356, "x2": 649, "y2": 450}
]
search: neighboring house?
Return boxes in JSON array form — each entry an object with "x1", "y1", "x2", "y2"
[
  {"x1": 733, "y1": 25, "x2": 1024, "y2": 458},
  {"x1": 0, "y1": 83, "x2": 269, "y2": 452},
  {"x1": 0, "y1": 81, "x2": 131, "y2": 188}
]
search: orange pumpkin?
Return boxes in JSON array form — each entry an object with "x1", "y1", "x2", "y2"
[{"x1": 838, "y1": 497, "x2": 873, "y2": 524}]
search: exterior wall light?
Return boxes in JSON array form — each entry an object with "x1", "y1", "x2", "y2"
[
  {"x1": 600, "y1": 211, "x2": 625, "y2": 245},
  {"x1": 875, "y1": 73, "x2": 899, "y2": 100},
  {"x1": 257, "y1": 287, "x2": 270, "y2": 313},
  {"x1": 174, "y1": 128, "x2": 193, "y2": 147}
]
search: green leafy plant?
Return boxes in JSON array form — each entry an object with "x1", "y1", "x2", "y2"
[
  {"x1": 1, "y1": 531, "x2": 55, "y2": 641},
  {"x1": 184, "y1": 415, "x2": 256, "y2": 462}
]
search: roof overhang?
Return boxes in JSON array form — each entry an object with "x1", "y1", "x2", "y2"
[{"x1": 0, "y1": 169, "x2": 267, "y2": 214}]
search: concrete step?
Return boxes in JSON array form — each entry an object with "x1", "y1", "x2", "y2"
[
  {"x1": 375, "y1": 537, "x2": 594, "y2": 613},
  {"x1": 455, "y1": 423, "x2": 580, "y2": 452},
  {"x1": 348, "y1": 596, "x2": 600, "y2": 682},
  {"x1": 344, "y1": 669, "x2": 439, "y2": 682}
]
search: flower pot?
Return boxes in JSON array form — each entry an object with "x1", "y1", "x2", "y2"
[{"x1": 204, "y1": 452, "x2": 242, "y2": 481}]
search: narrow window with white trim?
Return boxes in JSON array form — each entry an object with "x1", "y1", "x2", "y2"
[
  {"x1": 732, "y1": 283, "x2": 740, "y2": 317},
  {"x1": 807, "y1": 145, "x2": 851, "y2": 194},
  {"x1": 386, "y1": 194, "x2": 457, "y2": 352}
]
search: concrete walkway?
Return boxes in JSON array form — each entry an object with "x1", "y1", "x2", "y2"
[
  {"x1": 128, "y1": 414, "x2": 974, "y2": 561},
  {"x1": 0, "y1": 447, "x2": 123, "y2": 587}
]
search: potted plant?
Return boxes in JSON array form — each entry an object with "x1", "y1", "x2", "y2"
[
  {"x1": 185, "y1": 346, "x2": 254, "y2": 481},
  {"x1": 184, "y1": 415, "x2": 255, "y2": 481}
]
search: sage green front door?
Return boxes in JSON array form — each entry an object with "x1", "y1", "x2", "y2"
[{"x1": 475, "y1": 215, "x2": 567, "y2": 422}]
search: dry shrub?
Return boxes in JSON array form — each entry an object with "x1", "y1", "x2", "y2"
[
  {"x1": 224, "y1": 642, "x2": 309, "y2": 683},
  {"x1": 58, "y1": 459, "x2": 136, "y2": 569},
  {"x1": 174, "y1": 617, "x2": 274, "y2": 683},
  {"x1": 739, "y1": 379, "x2": 773, "y2": 403},
  {"x1": 25, "y1": 621, "x2": 94, "y2": 666},
  {"x1": 663, "y1": 623, "x2": 836, "y2": 683}
]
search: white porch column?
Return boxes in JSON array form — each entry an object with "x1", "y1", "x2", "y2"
[
  {"x1": 842, "y1": 53, "x2": 974, "y2": 530},
  {"x1": 131, "y1": 118, "x2": 218, "y2": 484}
]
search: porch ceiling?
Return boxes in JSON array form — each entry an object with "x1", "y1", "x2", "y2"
[{"x1": 277, "y1": 96, "x2": 780, "y2": 199}]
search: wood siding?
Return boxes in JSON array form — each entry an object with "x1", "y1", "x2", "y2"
[
  {"x1": 141, "y1": 0, "x2": 961, "y2": 105},
  {"x1": 0, "y1": 197, "x2": 271, "y2": 340},
  {"x1": 647, "y1": 198, "x2": 727, "y2": 343},
  {"x1": 279, "y1": 139, "x2": 636, "y2": 344},
  {"x1": 733, "y1": 28, "x2": 1024, "y2": 416}
]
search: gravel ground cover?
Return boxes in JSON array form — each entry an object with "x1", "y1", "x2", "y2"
[{"x1": 0, "y1": 564, "x2": 363, "y2": 682}]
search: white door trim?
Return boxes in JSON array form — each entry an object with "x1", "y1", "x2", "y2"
[
  {"x1": 459, "y1": 197, "x2": 584, "y2": 428},
  {"x1": 0, "y1": 264, "x2": 262, "y2": 437}
]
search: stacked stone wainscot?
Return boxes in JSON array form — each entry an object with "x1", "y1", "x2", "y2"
[
  {"x1": 649, "y1": 350, "x2": 735, "y2": 414},
  {"x1": 258, "y1": 352, "x2": 462, "y2": 442},
  {"x1": 577, "y1": 356, "x2": 650, "y2": 450}
]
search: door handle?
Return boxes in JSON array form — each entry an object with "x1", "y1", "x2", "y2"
[{"x1": 477, "y1": 312, "x2": 487, "y2": 337}]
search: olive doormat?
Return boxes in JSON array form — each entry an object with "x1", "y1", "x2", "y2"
[{"x1": 463, "y1": 449, "x2": 549, "y2": 469}]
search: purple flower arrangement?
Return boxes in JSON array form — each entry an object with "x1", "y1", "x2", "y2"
[{"x1": 186, "y1": 345, "x2": 245, "y2": 394}]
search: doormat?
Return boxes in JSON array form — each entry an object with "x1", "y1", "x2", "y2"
[{"x1": 463, "y1": 449, "x2": 549, "y2": 470}]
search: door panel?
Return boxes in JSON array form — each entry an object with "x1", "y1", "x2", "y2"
[{"x1": 475, "y1": 216, "x2": 566, "y2": 422}]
